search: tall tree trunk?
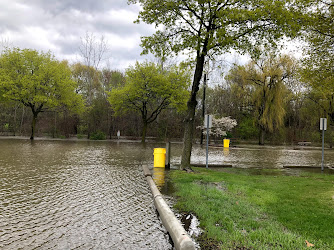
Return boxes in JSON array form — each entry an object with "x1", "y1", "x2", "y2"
[
  {"x1": 13, "y1": 104, "x2": 18, "y2": 136},
  {"x1": 259, "y1": 127, "x2": 265, "y2": 145},
  {"x1": 142, "y1": 120, "x2": 148, "y2": 143},
  {"x1": 30, "y1": 112, "x2": 38, "y2": 140},
  {"x1": 108, "y1": 110, "x2": 112, "y2": 139},
  {"x1": 180, "y1": 53, "x2": 205, "y2": 169},
  {"x1": 181, "y1": 99, "x2": 197, "y2": 169},
  {"x1": 20, "y1": 105, "x2": 25, "y2": 135},
  {"x1": 53, "y1": 111, "x2": 57, "y2": 138}
]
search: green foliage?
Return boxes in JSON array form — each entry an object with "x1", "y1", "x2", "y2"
[
  {"x1": 227, "y1": 54, "x2": 296, "y2": 144},
  {"x1": 108, "y1": 61, "x2": 190, "y2": 141},
  {"x1": 109, "y1": 61, "x2": 189, "y2": 116},
  {"x1": 0, "y1": 48, "x2": 85, "y2": 114},
  {"x1": 300, "y1": 1, "x2": 334, "y2": 129},
  {"x1": 3, "y1": 123, "x2": 9, "y2": 132},
  {"x1": 302, "y1": 0, "x2": 333, "y2": 84},
  {"x1": 89, "y1": 131, "x2": 106, "y2": 140},
  {"x1": 130, "y1": 0, "x2": 310, "y2": 166},
  {"x1": 101, "y1": 69, "x2": 126, "y2": 91},
  {"x1": 71, "y1": 62, "x2": 101, "y2": 106},
  {"x1": 77, "y1": 125, "x2": 88, "y2": 135},
  {"x1": 88, "y1": 96, "x2": 110, "y2": 135},
  {"x1": 250, "y1": 55, "x2": 294, "y2": 133},
  {"x1": 0, "y1": 48, "x2": 85, "y2": 139},
  {"x1": 130, "y1": 0, "x2": 307, "y2": 59},
  {"x1": 236, "y1": 118, "x2": 258, "y2": 139},
  {"x1": 73, "y1": 66, "x2": 125, "y2": 138}
]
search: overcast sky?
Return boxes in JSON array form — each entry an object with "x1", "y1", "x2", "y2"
[
  {"x1": 0, "y1": 0, "x2": 302, "y2": 75},
  {"x1": 0, "y1": 0, "x2": 159, "y2": 70}
]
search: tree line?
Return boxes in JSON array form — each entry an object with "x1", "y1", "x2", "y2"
[
  {"x1": 0, "y1": 48, "x2": 332, "y2": 147},
  {"x1": 0, "y1": 0, "x2": 333, "y2": 170},
  {"x1": 0, "y1": 48, "x2": 190, "y2": 141}
]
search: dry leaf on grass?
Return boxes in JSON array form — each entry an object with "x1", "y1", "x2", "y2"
[{"x1": 305, "y1": 240, "x2": 314, "y2": 247}]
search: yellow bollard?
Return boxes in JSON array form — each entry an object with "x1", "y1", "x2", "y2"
[
  {"x1": 153, "y1": 148, "x2": 166, "y2": 168},
  {"x1": 223, "y1": 139, "x2": 230, "y2": 148}
]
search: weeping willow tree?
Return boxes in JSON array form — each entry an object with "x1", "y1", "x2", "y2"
[{"x1": 229, "y1": 54, "x2": 296, "y2": 144}]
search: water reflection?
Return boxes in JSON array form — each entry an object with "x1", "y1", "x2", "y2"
[
  {"x1": 152, "y1": 167, "x2": 166, "y2": 189},
  {"x1": 185, "y1": 145, "x2": 334, "y2": 169}
]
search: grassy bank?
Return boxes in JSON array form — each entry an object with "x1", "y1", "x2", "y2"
[{"x1": 170, "y1": 168, "x2": 334, "y2": 249}]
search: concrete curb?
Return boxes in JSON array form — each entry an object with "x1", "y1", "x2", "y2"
[{"x1": 142, "y1": 165, "x2": 196, "y2": 250}]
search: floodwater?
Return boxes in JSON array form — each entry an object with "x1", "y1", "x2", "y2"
[
  {"x1": 188, "y1": 144, "x2": 334, "y2": 170},
  {"x1": 0, "y1": 139, "x2": 172, "y2": 249},
  {"x1": 1, "y1": 139, "x2": 333, "y2": 249}
]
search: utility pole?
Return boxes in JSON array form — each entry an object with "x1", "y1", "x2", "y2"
[{"x1": 200, "y1": 74, "x2": 207, "y2": 145}]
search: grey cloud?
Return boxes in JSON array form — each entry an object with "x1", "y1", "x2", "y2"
[
  {"x1": 112, "y1": 46, "x2": 143, "y2": 61},
  {"x1": 27, "y1": 0, "x2": 134, "y2": 15},
  {"x1": 0, "y1": 0, "x2": 156, "y2": 70},
  {"x1": 94, "y1": 15, "x2": 154, "y2": 38},
  {"x1": 52, "y1": 36, "x2": 81, "y2": 55}
]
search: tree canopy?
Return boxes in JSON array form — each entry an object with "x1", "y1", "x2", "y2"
[
  {"x1": 130, "y1": 0, "x2": 310, "y2": 168},
  {"x1": 301, "y1": 0, "x2": 334, "y2": 127},
  {"x1": 302, "y1": 0, "x2": 333, "y2": 81},
  {"x1": 108, "y1": 61, "x2": 190, "y2": 142},
  {"x1": 227, "y1": 54, "x2": 296, "y2": 144},
  {"x1": 0, "y1": 48, "x2": 84, "y2": 139}
]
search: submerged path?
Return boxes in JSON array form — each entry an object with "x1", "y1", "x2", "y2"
[{"x1": 0, "y1": 139, "x2": 172, "y2": 249}]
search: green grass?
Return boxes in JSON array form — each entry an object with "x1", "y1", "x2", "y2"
[{"x1": 170, "y1": 168, "x2": 334, "y2": 249}]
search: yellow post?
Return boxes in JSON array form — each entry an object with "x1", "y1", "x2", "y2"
[
  {"x1": 223, "y1": 139, "x2": 230, "y2": 148},
  {"x1": 153, "y1": 148, "x2": 166, "y2": 168}
]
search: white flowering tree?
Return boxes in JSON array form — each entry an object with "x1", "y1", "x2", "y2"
[{"x1": 198, "y1": 116, "x2": 237, "y2": 138}]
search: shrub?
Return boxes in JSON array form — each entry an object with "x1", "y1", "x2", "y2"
[
  {"x1": 236, "y1": 118, "x2": 258, "y2": 139},
  {"x1": 90, "y1": 131, "x2": 106, "y2": 140}
]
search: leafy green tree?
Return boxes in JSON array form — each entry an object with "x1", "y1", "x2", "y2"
[
  {"x1": 301, "y1": 1, "x2": 334, "y2": 145},
  {"x1": 71, "y1": 62, "x2": 102, "y2": 138},
  {"x1": 227, "y1": 54, "x2": 296, "y2": 144},
  {"x1": 100, "y1": 69, "x2": 126, "y2": 138},
  {"x1": 71, "y1": 63, "x2": 101, "y2": 106},
  {"x1": 0, "y1": 48, "x2": 84, "y2": 139},
  {"x1": 101, "y1": 69, "x2": 126, "y2": 92},
  {"x1": 108, "y1": 61, "x2": 190, "y2": 142},
  {"x1": 302, "y1": 0, "x2": 333, "y2": 84},
  {"x1": 130, "y1": 0, "x2": 309, "y2": 168}
]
